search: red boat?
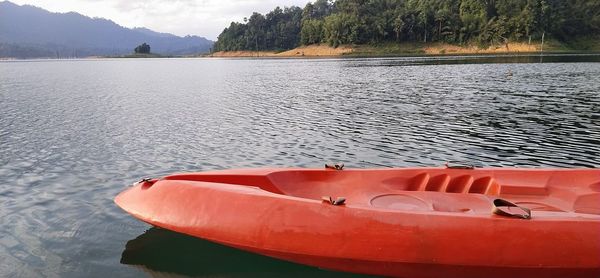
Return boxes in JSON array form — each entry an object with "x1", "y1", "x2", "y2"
[{"x1": 115, "y1": 166, "x2": 600, "y2": 278}]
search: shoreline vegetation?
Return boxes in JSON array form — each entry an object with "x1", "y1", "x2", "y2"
[{"x1": 211, "y1": 0, "x2": 600, "y2": 59}]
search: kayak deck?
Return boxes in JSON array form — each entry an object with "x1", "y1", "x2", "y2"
[
  {"x1": 163, "y1": 167, "x2": 600, "y2": 217},
  {"x1": 116, "y1": 167, "x2": 600, "y2": 278}
]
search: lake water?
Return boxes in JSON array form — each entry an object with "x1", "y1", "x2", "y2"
[{"x1": 1, "y1": 55, "x2": 600, "y2": 277}]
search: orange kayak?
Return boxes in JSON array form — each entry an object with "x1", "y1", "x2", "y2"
[{"x1": 115, "y1": 167, "x2": 600, "y2": 278}]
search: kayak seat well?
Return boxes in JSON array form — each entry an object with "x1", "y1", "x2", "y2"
[
  {"x1": 574, "y1": 193, "x2": 600, "y2": 215},
  {"x1": 265, "y1": 169, "x2": 599, "y2": 215},
  {"x1": 266, "y1": 170, "x2": 503, "y2": 205}
]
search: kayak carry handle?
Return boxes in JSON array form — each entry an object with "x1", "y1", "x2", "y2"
[
  {"x1": 492, "y1": 199, "x2": 531, "y2": 219},
  {"x1": 325, "y1": 163, "x2": 344, "y2": 170},
  {"x1": 445, "y1": 161, "x2": 475, "y2": 169},
  {"x1": 135, "y1": 178, "x2": 158, "y2": 189},
  {"x1": 322, "y1": 196, "x2": 346, "y2": 206}
]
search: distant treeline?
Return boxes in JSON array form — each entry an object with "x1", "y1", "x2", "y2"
[{"x1": 213, "y1": 0, "x2": 600, "y2": 51}]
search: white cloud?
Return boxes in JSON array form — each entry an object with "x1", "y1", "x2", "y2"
[{"x1": 9, "y1": 0, "x2": 311, "y2": 40}]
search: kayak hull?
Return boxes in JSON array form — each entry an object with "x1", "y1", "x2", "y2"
[{"x1": 115, "y1": 167, "x2": 600, "y2": 278}]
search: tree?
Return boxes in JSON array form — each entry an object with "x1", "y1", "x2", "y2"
[
  {"x1": 213, "y1": 0, "x2": 600, "y2": 51},
  {"x1": 134, "y1": 43, "x2": 150, "y2": 54},
  {"x1": 301, "y1": 19, "x2": 325, "y2": 44},
  {"x1": 323, "y1": 13, "x2": 359, "y2": 47},
  {"x1": 393, "y1": 14, "x2": 405, "y2": 42},
  {"x1": 459, "y1": 0, "x2": 487, "y2": 43}
]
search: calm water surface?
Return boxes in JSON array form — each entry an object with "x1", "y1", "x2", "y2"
[{"x1": 1, "y1": 56, "x2": 599, "y2": 277}]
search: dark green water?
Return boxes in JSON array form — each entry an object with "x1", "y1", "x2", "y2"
[{"x1": 1, "y1": 55, "x2": 599, "y2": 277}]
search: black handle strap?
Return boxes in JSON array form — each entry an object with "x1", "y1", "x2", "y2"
[
  {"x1": 325, "y1": 163, "x2": 344, "y2": 170},
  {"x1": 322, "y1": 196, "x2": 346, "y2": 206},
  {"x1": 492, "y1": 199, "x2": 532, "y2": 219},
  {"x1": 444, "y1": 161, "x2": 475, "y2": 169}
]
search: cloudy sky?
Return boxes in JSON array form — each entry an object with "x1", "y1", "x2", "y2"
[{"x1": 10, "y1": 0, "x2": 310, "y2": 40}]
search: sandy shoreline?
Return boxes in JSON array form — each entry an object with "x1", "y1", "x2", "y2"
[
  {"x1": 209, "y1": 42, "x2": 562, "y2": 58},
  {"x1": 423, "y1": 42, "x2": 539, "y2": 55},
  {"x1": 210, "y1": 44, "x2": 353, "y2": 57}
]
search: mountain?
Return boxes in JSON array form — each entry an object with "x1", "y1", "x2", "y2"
[
  {"x1": 132, "y1": 27, "x2": 177, "y2": 38},
  {"x1": 0, "y1": 1, "x2": 213, "y2": 58}
]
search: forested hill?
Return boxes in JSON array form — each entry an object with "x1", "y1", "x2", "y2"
[{"x1": 213, "y1": 0, "x2": 600, "y2": 52}]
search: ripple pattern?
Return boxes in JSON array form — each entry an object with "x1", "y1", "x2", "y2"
[{"x1": 0, "y1": 57, "x2": 599, "y2": 277}]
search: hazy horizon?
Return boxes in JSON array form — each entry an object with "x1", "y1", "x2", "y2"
[{"x1": 6, "y1": 0, "x2": 310, "y2": 40}]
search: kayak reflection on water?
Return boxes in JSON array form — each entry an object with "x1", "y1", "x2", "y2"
[{"x1": 120, "y1": 227, "x2": 368, "y2": 277}]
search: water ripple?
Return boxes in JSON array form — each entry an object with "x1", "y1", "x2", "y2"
[{"x1": 1, "y1": 57, "x2": 599, "y2": 277}]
